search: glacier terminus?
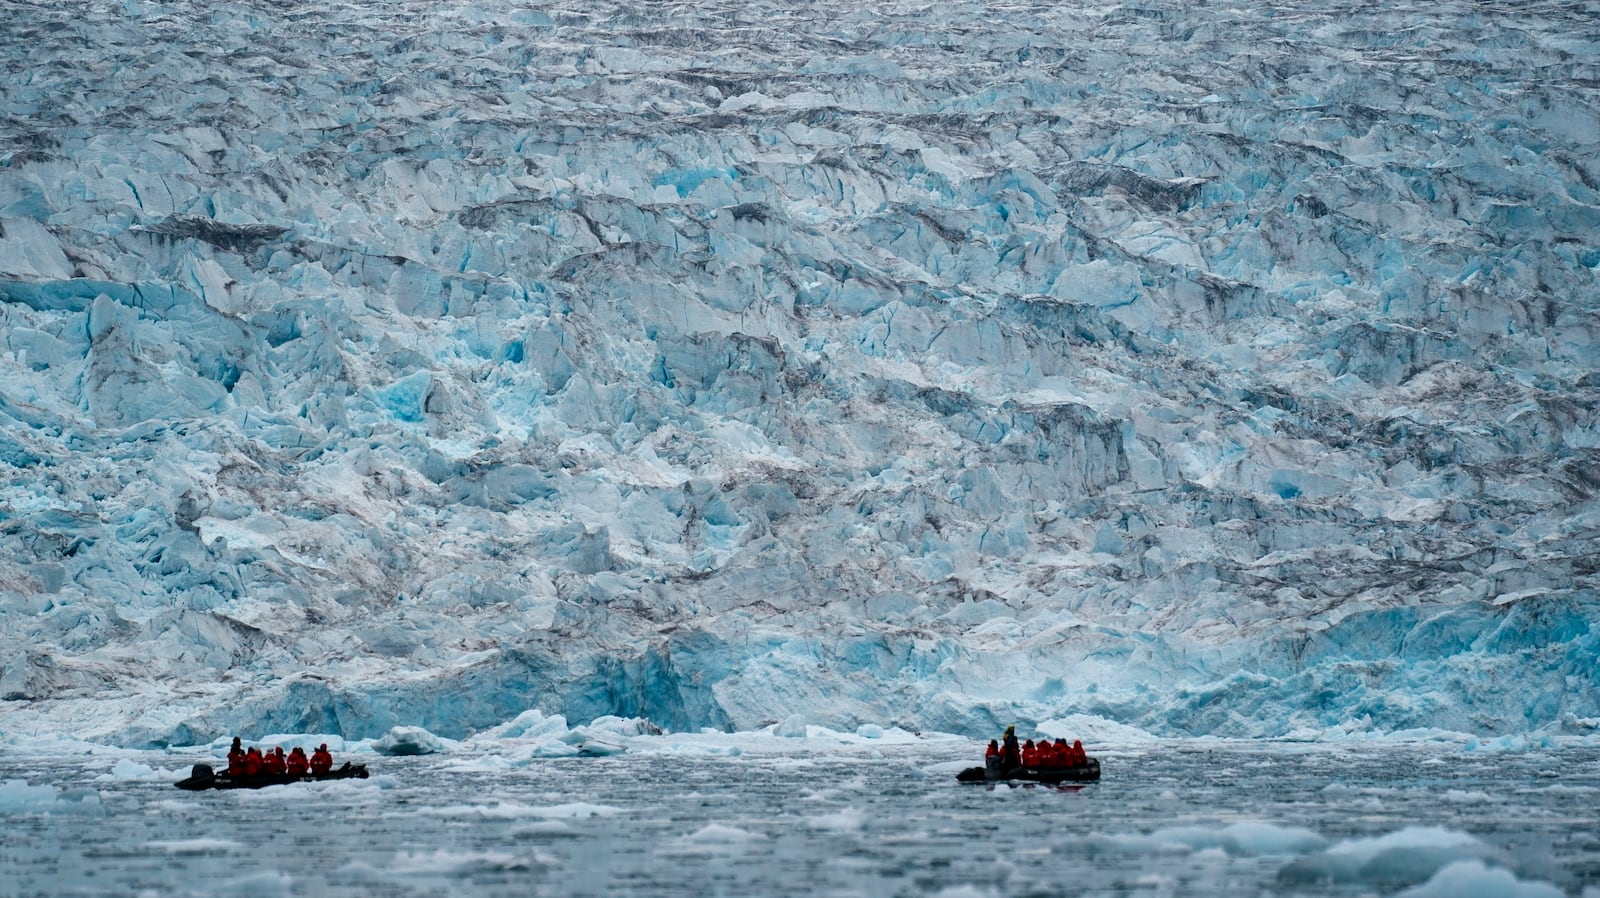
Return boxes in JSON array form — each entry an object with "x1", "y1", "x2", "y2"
[{"x1": 0, "y1": 0, "x2": 1597, "y2": 754}]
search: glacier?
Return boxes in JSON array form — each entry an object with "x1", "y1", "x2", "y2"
[{"x1": 0, "y1": 0, "x2": 1597, "y2": 748}]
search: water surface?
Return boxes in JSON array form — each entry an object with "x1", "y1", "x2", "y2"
[{"x1": 3, "y1": 743, "x2": 1597, "y2": 896}]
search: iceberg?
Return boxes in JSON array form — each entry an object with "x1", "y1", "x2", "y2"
[{"x1": 372, "y1": 725, "x2": 450, "y2": 757}]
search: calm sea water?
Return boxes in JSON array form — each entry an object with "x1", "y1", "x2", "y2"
[{"x1": 3, "y1": 742, "x2": 1598, "y2": 897}]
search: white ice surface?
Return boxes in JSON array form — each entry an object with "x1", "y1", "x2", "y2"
[{"x1": 0, "y1": 0, "x2": 1595, "y2": 748}]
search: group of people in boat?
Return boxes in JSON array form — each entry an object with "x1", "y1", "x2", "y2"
[
  {"x1": 226, "y1": 737, "x2": 335, "y2": 778},
  {"x1": 984, "y1": 725, "x2": 1088, "y2": 770}
]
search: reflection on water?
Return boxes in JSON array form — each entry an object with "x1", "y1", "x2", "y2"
[{"x1": 2, "y1": 743, "x2": 1598, "y2": 897}]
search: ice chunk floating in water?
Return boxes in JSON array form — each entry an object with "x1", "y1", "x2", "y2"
[{"x1": 373, "y1": 726, "x2": 449, "y2": 757}]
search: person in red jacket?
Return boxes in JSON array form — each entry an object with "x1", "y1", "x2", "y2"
[
  {"x1": 286, "y1": 747, "x2": 310, "y2": 776},
  {"x1": 1036, "y1": 738, "x2": 1057, "y2": 769},
  {"x1": 310, "y1": 744, "x2": 334, "y2": 776},
  {"x1": 243, "y1": 747, "x2": 263, "y2": 776},
  {"x1": 1021, "y1": 739, "x2": 1038, "y2": 767},
  {"x1": 263, "y1": 747, "x2": 286, "y2": 775},
  {"x1": 226, "y1": 737, "x2": 246, "y2": 776},
  {"x1": 1054, "y1": 738, "x2": 1071, "y2": 766},
  {"x1": 984, "y1": 740, "x2": 1000, "y2": 761},
  {"x1": 1072, "y1": 739, "x2": 1087, "y2": 765}
]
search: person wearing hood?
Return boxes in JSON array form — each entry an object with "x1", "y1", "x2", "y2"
[
  {"x1": 310, "y1": 744, "x2": 334, "y2": 776},
  {"x1": 1000, "y1": 726, "x2": 1021, "y2": 768},
  {"x1": 225, "y1": 737, "x2": 246, "y2": 777},
  {"x1": 285, "y1": 746, "x2": 310, "y2": 776}
]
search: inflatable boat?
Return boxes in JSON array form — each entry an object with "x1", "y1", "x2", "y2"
[
  {"x1": 956, "y1": 758, "x2": 1101, "y2": 784},
  {"x1": 175, "y1": 762, "x2": 370, "y2": 790}
]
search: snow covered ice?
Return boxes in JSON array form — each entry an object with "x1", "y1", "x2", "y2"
[{"x1": 2, "y1": 0, "x2": 1600, "y2": 801}]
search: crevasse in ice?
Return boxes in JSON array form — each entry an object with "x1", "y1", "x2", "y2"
[{"x1": 0, "y1": 0, "x2": 1596, "y2": 747}]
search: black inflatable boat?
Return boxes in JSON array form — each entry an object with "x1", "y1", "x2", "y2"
[
  {"x1": 175, "y1": 762, "x2": 370, "y2": 790},
  {"x1": 957, "y1": 758, "x2": 1101, "y2": 784}
]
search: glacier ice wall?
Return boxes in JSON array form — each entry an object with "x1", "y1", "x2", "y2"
[{"x1": 0, "y1": 0, "x2": 1597, "y2": 746}]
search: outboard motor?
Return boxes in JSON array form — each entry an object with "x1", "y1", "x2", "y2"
[{"x1": 190, "y1": 763, "x2": 214, "y2": 779}]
